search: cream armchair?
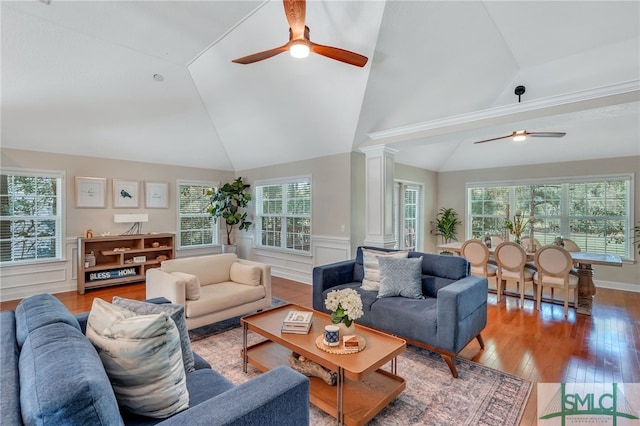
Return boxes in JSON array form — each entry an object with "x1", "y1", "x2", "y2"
[{"x1": 146, "y1": 253, "x2": 272, "y2": 329}]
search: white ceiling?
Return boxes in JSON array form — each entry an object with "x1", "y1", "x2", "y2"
[{"x1": 2, "y1": 1, "x2": 639, "y2": 172}]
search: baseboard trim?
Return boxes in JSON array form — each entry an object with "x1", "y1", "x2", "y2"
[{"x1": 595, "y1": 280, "x2": 640, "y2": 293}]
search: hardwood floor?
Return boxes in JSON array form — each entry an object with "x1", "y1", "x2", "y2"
[{"x1": 2, "y1": 278, "x2": 638, "y2": 425}]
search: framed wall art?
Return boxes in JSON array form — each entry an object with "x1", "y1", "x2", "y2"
[
  {"x1": 145, "y1": 181, "x2": 168, "y2": 208},
  {"x1": 113, "y1": 179, "x2": 139, "y2": 208},
  {"x1": 75, "y1": 177, "x2": 107, "y2": 208}
]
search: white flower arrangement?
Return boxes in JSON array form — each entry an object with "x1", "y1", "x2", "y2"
[{"x1": 324, "y1": 288, "x2": 363, "y2": 327}]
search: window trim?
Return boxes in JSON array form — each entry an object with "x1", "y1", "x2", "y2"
[
  {"x1": 254, "y1": 175, "x2": 312, "y2": 254},
  {"x1": 176, "y1": 179, "x2": 219, "y2": 250},
  {"x1": 465, "y1": 173, "x2": 634, "y2": 260},
  {"x1": 1, "y1": 167, "x2": 65, "y2": 266}
]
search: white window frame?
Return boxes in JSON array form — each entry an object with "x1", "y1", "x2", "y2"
[
  {"x1": 0, "y1": 167, "x2": 65, "y2": 265},
  {"x1": 393, "y1": 181, "x2": 423, "y2": 251},
  {"x1": 254, "y1": 176, "x2": 312, "y2": 254},
  {"x1": 466, "y1": 174, "x2": 634, "y2": 260},
  {"x1": 176, "y1": 179, "x2": 218, "y2": 250}
]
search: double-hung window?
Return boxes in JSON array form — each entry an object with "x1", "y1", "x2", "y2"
[
  {"x1": 467, "y1": 174, "x2": 633, "y2": 259},
  {"x1": 255, "y1": 177, "x2": 311, "y2": 253},
  {"x1": 0, "y1": 168, "x2": 63, "y2": 264},
  {"x1": 177, "y1": 180, "x2": 218, "y2": 249}
]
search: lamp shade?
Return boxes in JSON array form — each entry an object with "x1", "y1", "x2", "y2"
[{"x1": 114, "y1": 214, "x2": 148, "y2": 223}]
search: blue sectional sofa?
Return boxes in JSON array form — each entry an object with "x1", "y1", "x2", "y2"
[
  {"x1": 1, "y1": 294, "x2": 309, "y2": 426},
  {"x1": 313, "y1": 246, "x2": 488, "y2": 377}
]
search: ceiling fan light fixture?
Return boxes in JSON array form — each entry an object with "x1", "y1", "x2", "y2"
[
  {"x1": 289, "y1": 41, "x2": 310, "y2": 58},
  {"x1": 512, "y1": 130, "x2": 527, "y2": 142}
]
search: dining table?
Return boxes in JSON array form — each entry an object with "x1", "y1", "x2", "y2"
[{"x1": 436, "y1": 241, "x2": 623, "y2": 315}]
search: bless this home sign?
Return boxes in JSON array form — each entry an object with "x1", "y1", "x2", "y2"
[{"x1": 87, "y1": 267, "x2": 137, "y2": 282}]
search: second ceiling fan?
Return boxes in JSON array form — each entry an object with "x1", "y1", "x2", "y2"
[
  {"x1": 473, "y1": 130, "x2": 566, "y2": 144},
  {"x1": 473, "y1": 86, "x2": 566, "y2": 144},
  {"x1": 232, "y1": 0, "x2": 368, "y2": 67}
]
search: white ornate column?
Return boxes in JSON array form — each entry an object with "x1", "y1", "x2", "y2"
[{"x1": 360, "y1": 145, "x2": 397, "y2": 248}]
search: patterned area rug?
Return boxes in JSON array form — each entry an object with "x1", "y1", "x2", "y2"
[{"x1": 190, "y1": 302, "x2": 532, "y2": 426}]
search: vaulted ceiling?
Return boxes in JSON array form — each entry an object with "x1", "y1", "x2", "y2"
[{"x1": 2, "y1": 1, "x2": 639, "y2": 172}]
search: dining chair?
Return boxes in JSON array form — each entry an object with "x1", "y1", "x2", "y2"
[
  {"x1": 520, "y1": 237, "x2": 542, "y2": 251},
  {"x1": 533, "y1": 245, "x2": 579, "y2": 317},
  {"x1": 461, "y1": 239, "x2": 500, "y2": 300},
  {"x1": 494, "y1": 242, "x2": 536, "y2": 308},
  {"x1": 562, "y1": 238, "x2": 581, "y2": 252},
  {"x1": 489, "y1": 234, "x2": 504, "y2": 247}
]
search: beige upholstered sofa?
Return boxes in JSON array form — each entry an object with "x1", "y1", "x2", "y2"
[{"x1": 146, "y1": 253, "x2": 272, "y2": 329}]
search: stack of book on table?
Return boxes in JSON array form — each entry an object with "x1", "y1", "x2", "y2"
[
  {"x1": 342, "y1": 335, "x2": 360, "y2": 352},
  {"x1": 281, "y1": 310, "x2": 313, "y2": 334}
]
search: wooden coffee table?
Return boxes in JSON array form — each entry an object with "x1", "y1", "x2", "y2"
[{"x1": 241, "y1": 304, "x2": 406, "y2": 426}]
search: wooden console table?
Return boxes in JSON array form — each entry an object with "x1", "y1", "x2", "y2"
[{"x1": 77, "y1": 233, "x2": 175, "y2": 294}]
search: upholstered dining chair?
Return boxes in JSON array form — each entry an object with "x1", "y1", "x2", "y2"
[
  {"x1": 461, "y1": 239, "x2": 500, "y2": 300},
  {"x1": 494, "y1": 242, "x2": 536, "y2": 308},
  {"x1": 520, "y1": 237, "x2": 542, "y2": 251},
  {"x1": 562, "y1": 238, "x2": 581, "y2": 252},
  {"x1": 533, "y1": 245, "x2": 579, "y2": 317},
  {"x1": 489, "y1": 234, "x2": 504, "y2": 247}
]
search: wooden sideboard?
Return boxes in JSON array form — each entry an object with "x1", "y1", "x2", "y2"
[{"x1": 77, "y1": 233, "x2": 175, "y2": 294}]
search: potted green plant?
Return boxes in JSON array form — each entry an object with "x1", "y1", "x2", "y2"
[
  {"x1": 432, "y1": 207, "x2": 461, "y2": 253},
  {"x1": 206, "y1": 177, "x2": 252, "y2": 253}
]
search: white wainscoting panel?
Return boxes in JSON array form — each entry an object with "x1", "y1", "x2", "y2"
[
  {"x1": 596, "y1": 279, "x2": 640, "y2": 293},
  {"x1": 239, "y1": 235, "x2": 351, "y2": 285},
  {"x1": 313, "y1": 236, "x2": 351, "y2": 266},
  {"x1": 0, "y1": 238, "x2": 77, "y2": 302}
]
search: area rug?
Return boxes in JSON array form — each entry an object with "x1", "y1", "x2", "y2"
[{"x1": 190, "y1": 314, "x2": 532, "y2": 425}]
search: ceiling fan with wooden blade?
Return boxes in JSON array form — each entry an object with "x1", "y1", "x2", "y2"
[
  {"x1": 232, "y1": 0, "x2": 368, "y2": 67},
  {"x1": 473, "y1": 130, "x2": 567, "y2": 144}
]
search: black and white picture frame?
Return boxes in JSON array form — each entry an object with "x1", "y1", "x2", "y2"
[
  {"x1": 113, "y1": 179, "x2": 139, "y2": 208},
  {"x1": 145, "y1": 181, "x2": 168, "y2": 208},
  {"x1": 75, "y1": 176, "x2": 107, "y2": 208}
]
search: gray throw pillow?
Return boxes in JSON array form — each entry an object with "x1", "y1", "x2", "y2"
[
  {"x1": 112, "y1": 297, "x2": 195, "y2": 373},
  {"x1": 377, "y1": 256, "x2": 424, "y2": 299}
]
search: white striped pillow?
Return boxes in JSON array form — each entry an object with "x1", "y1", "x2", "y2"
[
  {"x1": 361, "y1": 249, "x2": 409, "y2": 291},
  {"x1": 86, "y1": 299, "x2": 189, "y2": 419}
]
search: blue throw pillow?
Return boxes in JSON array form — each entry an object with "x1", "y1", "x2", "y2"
[{"x1": 377, "y1": 256, "x2": 424, "y2": 299}]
